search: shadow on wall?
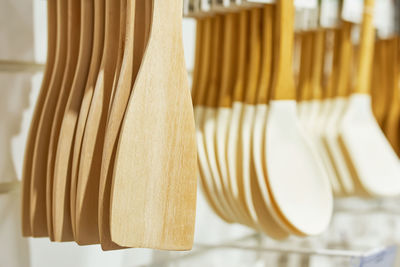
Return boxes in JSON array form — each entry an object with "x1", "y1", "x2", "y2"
[{"x1": 0, "y1": 73, "x2": 32, "y2": 267}]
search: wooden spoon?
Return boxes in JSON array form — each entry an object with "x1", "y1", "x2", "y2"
[
  {"x1": 339, "y1": 0, "x2": 400, "y2": 197},
  {"x1": 74, "y1": 0, "x2": 121, "y2": 245},
  {"x1": 30, "y1": 0, "x2": 69, "y2": 238},
  {"x1": 202, "y1": 15, "x2": 240, "y2": 222},
  {"x1": 215, "y1": 12, "x2": 252, "y2": 224},
  {"x1": 265, "y1": 0, "x2": 333, "y2": 236},
  {"x1": 69, "y1": 0, "x2": 105, "y2": 238},
  {"x1": 21, "y1": 0, "x2": 57, "y2": 237},
  {"x1": 322, "y1": 21, "x2": 356, "y2": 196},
  {"x1": 193, "y1": 17, "x2": 234, "y2": 223},
  {"x1": 53, "y1": 0, "x2": 95, "y2": 239},
  {"x1": 110, "y1": 0, "x2": 197, "y2": 250},
  {"x1": 99, "y1": 0, "x2": 151, "y2": 251},
  {"x1": 48, "y1": 0, "x2": 81, "y2": 241}
]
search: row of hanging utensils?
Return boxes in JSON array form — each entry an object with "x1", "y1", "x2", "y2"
[
  {"x1": 21, "y1": 0, "x2": 197, "y2": 251},
  {"x1": 186, "y1": 0, "x2": 400, "y2": 240}
]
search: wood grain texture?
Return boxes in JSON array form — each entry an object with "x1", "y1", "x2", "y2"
[
  {"x1": 324, "y1": 29, "x2": 340, "y2": 99},
  {"x1": 297, "y1": 32, "x2": 313, "y2": 102},
  {"x1": 21, "y1": 0, "x2": 57, "y2": 237},
  {"x1": 69, "y1": 0, "x2": 105, "y2": 239},
  {"x1": 30, "y1": 0, "x2": 68, "y2": 238},
  {"x1": 269, "y1": 0, "x2": 296, "y2": 101},
  {"x1": 49, "y1": 0, "x2": 81, "y2": 242},
  {"x1": 98, "y1": 0, "x2": 150, "y2": 251},
  {"x1": 75, "y1": 0, "x2": 121, "y2": 245},
  {"x1": 336, "y1": 22, "x2": 353, "y2": 97},
  {"x1": 310, "y1": 30, "x2": 325, "y2": 101},
  {"x1": 110, "y1": 0, "x2": 197, "y2": 250},
  {"x1": 53, "y1": 0, "x2": 94, "y2": 239},
  {"x1": 232, "y1": 11, "x2": 248, "y2": 103}
]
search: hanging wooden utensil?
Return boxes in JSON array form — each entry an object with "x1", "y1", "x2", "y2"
[
  {"x1": 339, "y1": 0, "x2": 400, "y2": 197},
  {"x1": 30, "y1": 0, "x2": 69, "y2": 238},
  {"x1": 53, "y1": 0, "x2": 95, "y2": 239},
  {"x1": 110, "y1": 0, "x2": 197, "y2": 250},
  {"x1": 69, "y1": 0, "x2": 105, "y2": 239},
  {"x1": 48, "y1": 0, "x2": 82, "y2": 241},
  {"x1": 265, "y1": 0, "x2": 333, "y2": 236},
  {"x1": 74, "y1": 0, "x2": 121, "y2": 245},
  {"x1": 21, "y1": 0, "x2": 57, "y2": 237}
]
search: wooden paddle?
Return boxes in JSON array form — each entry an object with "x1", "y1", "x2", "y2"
[
  {"x1": 69, "y1": 0, "x2": 105, "y2": 239},
  {"x1": 265, "y1": 0, "x2": 333, "y2": 236},
  {"x1": 339, "y1": 0, "x2": 400, "y2": 197},
  {"x1": 110, "y1": 0, "x2": 197, "y2": 250},
  {"x1": 30, "y1": 0, "x2": 69, "y2": 238},
  {"x1": 53, "y1": 0, "x2": 94, "y2": 239},
  {"x1": 99, "y1": 0, "x2": 151, "y2": 251},
  {"x1": 74, "y1": 0, "x2": 121, "y2": 245},
  {"x1": 21, "y1": 0, "x2": 57, "y2": 237},
  {"x1": 48, "y1": 0, "x2": 81, "y2": 241}
]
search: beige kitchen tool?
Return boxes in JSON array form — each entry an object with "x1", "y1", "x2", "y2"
[
  {"x1": 226, "y1": 10, "x2": 256, "y2": 226},
  {"x1": 69, "y1": 0, "x2": 105, "y2": 239},
  {"x1": 110, "y1": 0, "x2": 197, "y2": 250},
  {"x1": 202, "y1": 15, "x2": 241, "y2": 222},
  {"x1": 322, "y1": 21, "x2": 356, "y2": 195},
  {"x1": 193, "y1": 17, "x2": 234, "y2": 223},
  {"x1": 240, "y1": 6, "x2": 289, "y2": 239},
  {"x1": 339, "y1": 0, "x2": 400, "y2": 197},
  {"x1": 21, "y1": 0, "x2": 57, "y2": 237},
  {"x1": 48, "y1": 0, "x2": 81, "y2": 241},
  {"x1": 30, "y1": 0, "x2": 69, "y2": 238},
  {"x1": 53, "y1": 0, "x2": 95, "y2": 239},
  {"x1": 265, "y1": 0, "x2": 333, "y2": 236},
  {"x1": 74, "y1": 0, "x2": 121, "y2": 245},
  {"x1": 99, "y1": 0, "x2": 151, "y2": 251}
]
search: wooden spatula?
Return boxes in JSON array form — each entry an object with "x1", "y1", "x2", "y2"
[
  {"x1": 48, "y1": 0, "x2": 81, "y2": 241},
  {"x1": 110, "y1": 0, "x2": 197, "y2": 250},
  {"x1": 338, "y1": 0, "x2": 400, "y2": 197},
  {"x1": 99, "y1": 0, "x2": 151, "y2": 251},
  {"x1": 53, "y1": 0, "x2": 95, "y2": 239},
  {"x1": 69, "y1": 0, "x2": 105, "y2": 238},
  {"x1": 265, "y1": 0, "x2": 333, "y2": 236},
  {"x1": 74, "y1": 0, "x2": 121, "y2": 245},
  {"x1": 30, "y1": 0, "x2": 69, "y2": 238},
  {"x1": 21, "y1": 0, "x2": 57, "y2": 237}
]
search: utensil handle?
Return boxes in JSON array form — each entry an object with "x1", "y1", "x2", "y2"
[
  {"x1": 355, "y1": 0, "x2": 375, "y2": 95},
  {"x1": 270, "y1": 0, "x2": 296, "y2": 101}
]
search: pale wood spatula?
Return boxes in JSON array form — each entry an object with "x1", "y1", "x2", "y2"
[
  {"x1": 53, "y1": 0, "x2": 95, "y2": 239},
  {"x1": 69, "y1": 0, "x2": 105, "y2": 237},
  {"x1": 48, "y1": 0, "x2": 81, "y2": 241},
  {"x1": 99, "y1": 0, "x2": 151, "y2": 251},
  {"x1": 339, "y1": 0, "x2": 400, "y2": 197},
  {"x1": 21, "y1": 0, "x2": 57, "y2": 237},
  {"x1": 110, "y1": 0, "x2": 197, "y2": 250},
  {"x1": 265, "y1": 0, "x2": 333, "y2": 236},
  {"x1": 74, "y1": 0, "x2": 121, "y2": 245},
  {"x1": 30, "y1": 0, "x2": 69, "y2": 238}
]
